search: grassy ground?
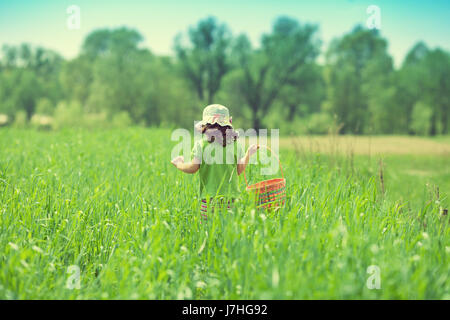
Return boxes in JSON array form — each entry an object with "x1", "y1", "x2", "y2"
[{"x1": 0, "y1": 128, "x2": 448, "y2": 299}]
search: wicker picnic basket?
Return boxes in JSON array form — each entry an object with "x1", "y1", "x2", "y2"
[{"x1": 243, "y1": 146, "x2": 286, "y2": 210}]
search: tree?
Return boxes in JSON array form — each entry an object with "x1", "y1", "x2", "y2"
[
  {"x1": 1, "y1": 22, "x2": 448, "y2": 134},
  {"x1": 324, "y1": 25, "x2": 393, "y2": 134},
  {"x1": 0, "y1": 69, "x2": 42, "y2": 118},
  {"x1": 393, "y1": 42, "x2": 430, "y2": 134},
  {"x1": 81, "y1": 27, "x2": 148, "y2": 118},
  {"x1": 60, "y1": 55, "x2": 93, "y2": 107},
  {"x1": 395, "y1": 43, "x2": 450, "y2": 135},
  {"x1": 232, "y1": 16, "x2": 320, "y2": 129},
  {"x1": 82, "y1": 28, "x2": 143, "y2": 58},
  {"x1": 1, "y1": 45, "x2": 18, "y2": 69},
  {"x1": 174, "y1": 17, "x2": 232, "y2": 103},
  {"x1": 78, "y1": 27, "x2": 196, "y2": 126},
  {"x1": 422, "y1": 49, "x2": 450, "y2": 135},
  {"x1": 404, "y1": 41, "x2": 429, "y2": 66},
  {"x1": 277, "y1": 63, "x2": 325, "y2": 120},
  {"x1": 0, "y1": 44, "x2": 63, "y2": 118}
]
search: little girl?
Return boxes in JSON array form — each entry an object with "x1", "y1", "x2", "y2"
[{"x1": 171, "y1": 104, "x2": 258, "y2": 221}]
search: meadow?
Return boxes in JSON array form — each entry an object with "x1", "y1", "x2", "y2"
[{"x1": 0, "y1": 128, "x2": 448, "y2": 299}]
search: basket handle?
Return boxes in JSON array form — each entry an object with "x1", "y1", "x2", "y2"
[{"x1": 243, "y1": 145, "x2": 284, "y2": 187}]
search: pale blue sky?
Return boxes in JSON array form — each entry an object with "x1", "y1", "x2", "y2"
[{"x1": 0, "y1": 0, "x2": 449, "y2": 67}]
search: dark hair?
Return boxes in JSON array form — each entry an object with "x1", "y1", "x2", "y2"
[{"x1": 201, "y1": 123, "x2": 239, "y2": 147}]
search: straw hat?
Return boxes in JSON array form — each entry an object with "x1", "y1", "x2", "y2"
[{"x1": 195, "y1": 104, "x2": 233, "y2": 131}]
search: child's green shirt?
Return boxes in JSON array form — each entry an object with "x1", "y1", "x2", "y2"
[{"x1": 191, "y1": 137, "x2": 245, "y2": 199}]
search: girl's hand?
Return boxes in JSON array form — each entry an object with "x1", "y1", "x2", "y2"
[
  {"x1": 248, "y1": 144, "x2": 260, "y2": 157},
  {"x1": 171, "y1": 155, "x2": 184, "y2": 167}
]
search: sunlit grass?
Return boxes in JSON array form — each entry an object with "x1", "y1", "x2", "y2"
[
  {"x1": 0, "y1": 128, "x2": 448, "y2": 299},
  {"x1": 280, "y1": 135, "x2": 450, "y2": 156}
]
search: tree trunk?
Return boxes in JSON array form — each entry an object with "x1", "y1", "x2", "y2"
[
  {"x1": 441, "y1": 104, "x2": 448, "y2": 134},
  {"x1": 288, "y1": 104, "x2": 296, "y2": 120},
  {"x1": 253, "y1": 116, "x2": 261, "y2": 130},
  {"x1": 430, "y1": 110, "x2": 437, "y2": 136}
]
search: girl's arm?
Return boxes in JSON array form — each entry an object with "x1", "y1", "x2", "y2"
[
  {"x1": 171, "y1": 156, "x2": 200, "y2": 174},
  {"x1": 237, "y1": 144, "x2": 259, "y2": 175}
]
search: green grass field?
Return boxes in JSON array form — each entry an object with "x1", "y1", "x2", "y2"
[{"x1": 0, "y1": 128, "x2": 449, "y2": 299}]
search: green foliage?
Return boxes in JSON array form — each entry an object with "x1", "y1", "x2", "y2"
[
  {"x1": 175, "y1": 17, "x2": 232, "y2": 104},
  {"x1": 12, "y1": 110, "x2": 27, "y2": 128},
  {"x1": 230, "y1": 17, "x2": 320, "y2": 129},
  {"x1": 264, "y1": 110, "x2": 332, "y2": 135},
  {"x1": 52, "y1": 100, "x2": 83, "y2": 130},
  {"x1": 421, "y1": 49, "x2": 450, "y2": 135},
  {"x1": 325, "y1": 26, "x2": 393, "y2": 134},
  {"x1": 82, "y1": 28, "x2": 143, "y2": 59},
  {"x1": 0, "y1": 20, "x2": 449, "y2": 135},
  {"x1": 393, "y1": 44, "x2": 450, "y2": 135},
  {"x1": 306, "y1": 112, "x2": 334, "y2": 134},
  {"x1": 112, "y1": 111, "x2": 132, "y2": 128},
  {"x1": 411, "y1": 101, "x2": 432, "y2": 135},
  {"x1": 59, "y1": 56, "x2": 93, "y2": 106},
  {"x1": 0, "y1": 44, "x2": 62, "y2": 118},
  {"x1": 30, "y1": 114, "x2": 52, "y2": 130},
  {"x1": 35, "y1": 98, "x2": 54, "y2": 116}
]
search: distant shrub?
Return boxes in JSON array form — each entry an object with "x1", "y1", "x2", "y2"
[
  {"x1": 306, "y1": 112, "x2": 333, "y2": 134},
  {"x1": 13, "y1": 111, "x2": 28, "y2": 128},
  {"x1": 35, "y1": 98, "x2": 55, "y2": 116},
  {"x1": 411, "y1": 101, "x2": 432, "y2": 135},
  {"x1": 263, "y1": 108, "x2": 308, "y2": 135},
  {"x1": 83, "y1": 112, "x2": 108, "y2": 129},
  {"x1": 52, "y1": 101, "x2": 83, "y2": 130},
  {"x1": 52, "y1": 101, "x2": 134, "y2": 130},
  {"x1": 0, "y1": 100, "x2": 16, "y2": 119},
  {"x1": 30, "y1": 114, "x2": 53, "y2": 130},
  {"x1": 112, "y1": 111, "x2": 132, "y2": 128},
  {"x1": 286, "y1": 118, "x2": 309, "y2": 135},
  {"x1": 0, "y1": 114, "x2": 9, "y2": 127}
]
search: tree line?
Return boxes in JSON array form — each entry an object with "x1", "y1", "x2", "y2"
[{"x1": 0, "y1": 16, "x2": 449, "y2": 135}]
